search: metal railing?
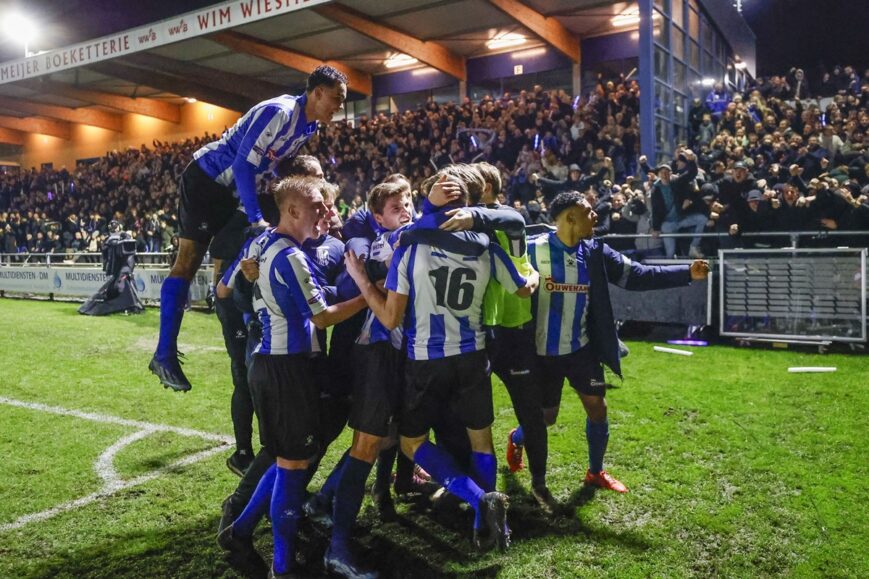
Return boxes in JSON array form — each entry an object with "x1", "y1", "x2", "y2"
[
  {"x1": 0, "y1": 231, "x2": 866, "y2": 267},
  {"x1": 0, "y1": 252, "x2": 180, "y2": 266}
]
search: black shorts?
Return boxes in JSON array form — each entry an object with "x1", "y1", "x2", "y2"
[
  {"x1": 210, "y1": 190, "x2": 280, "y2": 262},
  {"x1": 178, "y1": 161, "x2": 239, "y2": 246},
  {"x1": 401, "y1": 350, "x2": 493, "y2": 439},
  {"x1": 349, "y1": 342, "x2": 405, "y2": 438},
  {"x1": 538, "y1": 347, "x2": 606, "y2": 409},
  {"x1": 486, "y1": 325, "x2": 538, "y2": 382},
  {"x1": 209, "y1": 210, "x2": 249, "y2": 262},
  {"x1": 248, "y1": 353, "x2": 320, "y2": 460}
]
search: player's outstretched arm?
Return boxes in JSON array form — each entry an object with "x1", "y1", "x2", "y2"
[
  {"x1": 603, "y1": 243, "x2": 708, "y2": 290},
  {"x1": 490, "y1": 243, "x2": 538, "y2": 298},
  {"x1": 344, "y1": 249, "x2": 408, "y2": 330},
  {"x1": 310, "y1": 295, "x2": 367, "y2": 329}
]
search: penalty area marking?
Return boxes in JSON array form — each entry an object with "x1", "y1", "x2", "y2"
[{"x1": 0, "y1": 396, "x2": 233, "y2": 533}]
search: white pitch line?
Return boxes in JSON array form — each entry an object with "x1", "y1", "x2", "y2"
[
  {"x1": 0, "y1": 396, "x2": 233, "y2": 443},
  {"x1": 95, "y1": 429, "x2": 156, "y2": 489},
  {"x1": 0, "y1": 396, "x2": 233, "y2": 533},
  {"x1": 0, "y1": 444, "x2": 228, "y2": 532}
]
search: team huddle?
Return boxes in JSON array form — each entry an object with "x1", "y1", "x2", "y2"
[{"x1": 148, "y1": 66, "x2": 709, "y2": 579}]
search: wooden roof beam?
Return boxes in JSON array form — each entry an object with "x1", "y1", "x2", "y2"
[
  {"x1": 0, "y1": 127, "x2": 25, "y2": 146},
  {"x1": 0, "y1": 115, "x2": 70, "y2": 139},
  {"x1": 486, "y1": 0, "x2": 580, "y2": 62},
  {"x1": 211, "y1": 30, "x2": 373, "y2": 96},
  {"x1": 313, "y1": 3, "x2": 466, "y2": 80},
  {"x1": 122, "y1": 53, "x2": 285, "y2": 104},
  {"x1": 0, "y1": 96, "x2": 122, "y2": 132},
  {"x1": 87, "y1": 61, "x2": 250, "y2": 113},
  {"x1": 18, "y1": 79, "x2": 181, "y2": 123}
]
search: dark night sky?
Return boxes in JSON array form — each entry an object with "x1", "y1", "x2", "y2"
[
  {"x1": 741, "y1": 0, "x2": 869, "y2": 77},
  {"x1": 0, "y1": 0, "x2": 866, "y2": 78}
]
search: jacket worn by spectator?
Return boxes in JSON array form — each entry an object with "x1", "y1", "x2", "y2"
[
  {"x1": 650, "y1": 159, "x2": 699, "y2": 231},
  {"x1": 536, "y1": 166, "x2": 607, "y2": 198}
]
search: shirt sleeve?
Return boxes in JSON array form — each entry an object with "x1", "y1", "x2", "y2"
[
  {"x1": 272, "y1": 250, "x2": 328, "y2": 319},
  {"x1": 385, "y1": 245, "x2": 411, "y2": 295},
  {"x1": 220, "y1": 238, "x2": 254, "y2": 289},
  {"x1": 232, "y1": 105, "x2": 291, "y2": 223},
  {"x1": 489, "y1": 243, "x2": 527, "y2": 294}
]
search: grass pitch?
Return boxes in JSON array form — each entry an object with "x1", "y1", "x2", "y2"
[{"x1": 0, "y1": 299, "x2": 866, "y2": 578}]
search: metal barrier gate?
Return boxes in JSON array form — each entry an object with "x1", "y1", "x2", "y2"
[{"x1": 719, "y1": 248, "x2": 867, "y2": 344}]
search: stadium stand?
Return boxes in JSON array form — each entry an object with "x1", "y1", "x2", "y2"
[{"x1": 1, "y1": 67, "x2": 867, "y2": 259}]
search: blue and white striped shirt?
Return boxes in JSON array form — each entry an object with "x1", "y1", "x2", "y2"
[
  {"x1": 221, "y1": 228, "x2": 272, "y2": 290},
  {"x1": 528, "y1": 231, "x2": 591, "y2": 356},
  {"x1": 194, "y1": 94, "x2": 317, "y2": 223},
  {"x1": 252, "y1": 230, "x2": 327, "y2": 355},
  {"x1": 357, "y1": 232, "x2": 403, "y2": 349},
  {"x1": 386, "y1": 242, "x2": 526, "y2": 361}
]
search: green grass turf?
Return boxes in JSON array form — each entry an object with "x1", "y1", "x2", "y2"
[{"x1": 0, "y1": 298, "x2": 866, "y2": 578}]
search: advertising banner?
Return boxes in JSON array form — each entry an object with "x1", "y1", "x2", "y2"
[
  {"x1": 0, "y1": 0, "x2": 332, "y2": 84},
  {"x1": 0, "y1": 265, "x2": 213, "y2": 302}
]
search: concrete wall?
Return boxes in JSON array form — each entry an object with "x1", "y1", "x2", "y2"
[{"x1": 2, "y1": 101, "x2": 240, "y2": 169}]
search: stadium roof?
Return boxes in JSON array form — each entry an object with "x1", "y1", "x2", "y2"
[{"x1": 0, "y1": 0, "x2": 636, "y2": 141}]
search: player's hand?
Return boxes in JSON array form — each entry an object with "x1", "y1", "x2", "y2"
[
  {"x1": 428, "y1": 175, "x2": 463, "y2": 207},
  {"x1": 690, "y1": 260, "x2": 710, "y2": 280},
  {"x1": 240, "y1": 258, "x2": 259, "y2": 282},
  {"x1": 439, "y1": 208, "x2": 474, "y2": 232},
  {"x1": 343, "y1": 250, "x2": 367, "y2": 285}
]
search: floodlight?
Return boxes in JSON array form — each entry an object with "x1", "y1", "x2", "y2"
[
  {"x1": 384, "y1": 54, "x2": 418, "y2": 69},
  {"x1": 487, "y1": 33, "x2": 526, "y2": 50},
  {"x1": 3, "y1": 12, "x2": 37, "y2": 56}
]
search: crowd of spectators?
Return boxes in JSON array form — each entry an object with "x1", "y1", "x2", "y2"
[
  {"x1": 0, "y1": 137, "x2": 202, "y2": 257},
  {"x1": 1, "y1": 64, "x2": 867, "y2": 260}
]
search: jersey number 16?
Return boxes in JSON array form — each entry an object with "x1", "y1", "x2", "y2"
[{"x1": 429, "y1": 266, "x2": 476, "y2": 310}]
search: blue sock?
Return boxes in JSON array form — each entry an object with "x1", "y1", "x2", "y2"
[
  {"x1": 321, "y1": 449, "x2": 349, "y2": 502},
  {"x1": 414, "y1": 441, "x2": 485, "y2": 526},
  {"x1": 233, "y1": 464, "x2": 276, "y2": 537},
  {"x1": 331, "y1": 456, "x2": 374, "y2": 556},
  {"x1": 271, "y1": 466, "x2": 307, "y2": 575},
  {"x1": 156, "y1": 277, "x2": 190, "y2": 361},
  {"x1": 511, "y1": 426, "x2": 525, "y2": 447},
  {"x1": 470, "y1": 451, "x2": 496, "y2": 492},
  {"x1": 586, "y1": 418, "x2": 609, "y2": 474}
]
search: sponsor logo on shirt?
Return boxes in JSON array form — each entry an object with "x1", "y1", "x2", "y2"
[
  {"x1": 307, "y1": 296, "x2": 320, "y2": 305},
  {"x1": 543, "y1": 276, "x2": 589, "y2": 293}
]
